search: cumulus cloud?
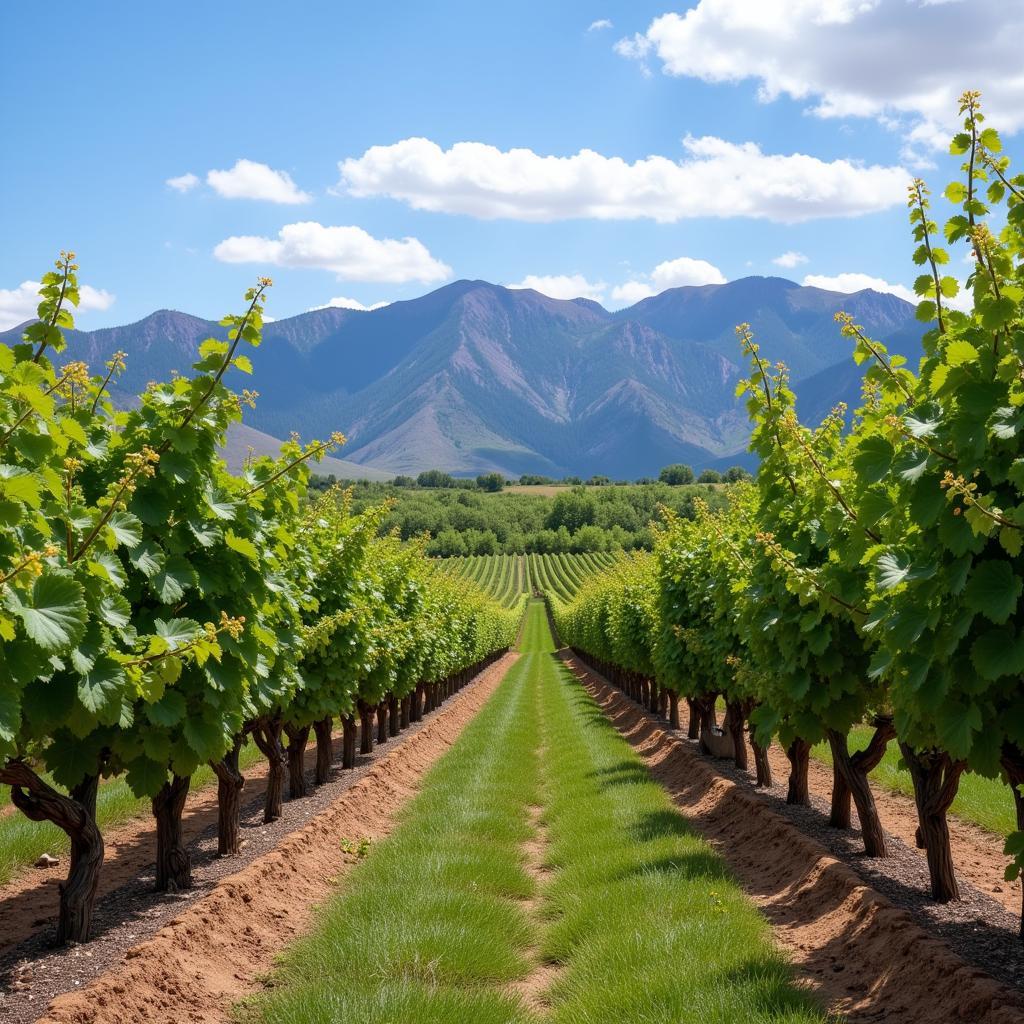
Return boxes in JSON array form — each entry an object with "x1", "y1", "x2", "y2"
[
  {"x1": 0, "y1": 281, "x2": 115, "y2": 331},
  {"x1": 308, "y1": 295, "x2": 391, "y2": 312},
  {"x1": 213, "y1": 222, "x2": 451, "y2": 283},
  {"x1": 507, "y1": 274, "x2": 607, "y2": 302},
  {"x1": 338, "y1": 135, "x2": 907, "y2": 223},
  {"x1": 773, "y1": 250, "x2": 809, "y2": 268},
  {"x1": 510, "y1": 258, "x2": 727, "y2": 308},
  {"x1": 610, "y1": 256, "x2": 727, "y2": 305},
  {"x1": 609, "y1": 280, "x2": 658, "y2": 305},
  {"x1": 617, "y1": 0, "x2": 1024, "y2": 157},
  {"x1": 166, "y1": 172, "x2": 199, "y2": 193},
  {"x1": 206, "y1": 159, "x2": 312, "y2": 204},
  {"x1": 588, "y1": 18, "x2": 613, "y2": 31},
  {"x1": 803, "y1": 271, "x2": 915, "y2": 304}
]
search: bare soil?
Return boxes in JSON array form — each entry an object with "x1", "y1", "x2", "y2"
[
  {"x1": 563, "y1": 652, "x2": 1024, "y2": 1024},
  {"x1": 0, "y1": 654, "x2": 516, "y2": 1024}
]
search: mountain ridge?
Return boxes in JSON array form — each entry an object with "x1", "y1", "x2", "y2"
[{"x1": 0, "y1": 276, "x2": 924, "y2": 477}]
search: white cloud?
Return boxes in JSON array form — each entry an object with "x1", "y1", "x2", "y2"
[
  {"x1": 803, "y1": 271, "x2": 915, "y2": 304},
  {"x1": 773, "y1": 250, "x2": 809, "y2": 268},
  {"x1": 206, "y1": 159, "x2": 312, "y2": 204},
  {"x1": 507, "y1": 274, "x2": 607, "y2": 302},
  {"x1": 338, "y1": 136, "x2": 907, "y2": 223},
  {"x1": 588, "y1": 18, "x2": 613, "y2": 31},
  {"x1": 610, "y1": 280, "x2": 657, "y2": 305},
  {"x1": 618, "y1": 0, "x2": 1024, "y2": 154},
  {"x1": 0, "y1": 281, "x2": 115, "y2": 331},
  {"x1": 651, "y1": 256, "x2": 726, "y2": 288},
  {"x1": 610, "y1": 256, "x2": 726, "y2": 306},
  {"x1": 213, "y1": 222, "x2": 451, "y2": 283},
  {"x1": 166, "y1": 172, "x2": 199, "y2": 193},
  {"x1": 308, "y1": 295, "x2": 390, "y2": 312}
]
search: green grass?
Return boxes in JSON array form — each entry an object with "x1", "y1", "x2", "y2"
[
  {"x1": 241, "y1": 603, "x2": 826, "y2": 1024},
  {"x1": 536, "y1": 618, "x2": 826, "y2": 1024},
  {"x1": 0, "y1": 742, "x2": 264, "y2": 885},
  {"x1": 810, "y1": 726, "x2": 1015, "y2": 838}
]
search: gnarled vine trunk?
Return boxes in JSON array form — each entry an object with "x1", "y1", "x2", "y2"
[
  {"x1": 726, "y1": 701, "x2": 748, "y2": 771},
  {"x1": 252, "y1": 714, "x2": 287, "y2": 822},
  {"x1": 358, "y1": 701, "x2": 374, "y2": 754},
  {"x1": 152, "y1": 773, "x2": 191, "y2": 892},
  {"x1": 786, "y1": 738, "x2": 811, "y2": 806},
  {"x1": 1001, "y1": 745, "x2": 1024, "y2": 938},
  {"x1": 2, "y1": 761, "x2": 104, "y2": 944},
  {"x1": 686, "y1": 698, "x2": 701, "y2": 740},
  {"x1": 376, "y1": 702, "x2": 389, "y2": 744},
  {"x1": 284, "y1": 722, "x2": 311, "y2": 799},
  {"x1": 212, "y1": 738, "x2": 245, "y2": 856},
  {"x1": 313, "y1": 716, "x2": 333, "y2": 785},
  {"x1": 752, "y1": 737, "x2": 772, "y2": 788},
  {"x1": 648, "y1": 680, "x2": 660, "y2": 716},
  {"x1": 341, "y1": 714, "x2": 358, "y2": 769},
  {"x1": 668, "y1": 691, "x2": 680, "y2": 730},
  {"x1": 827, "y1": 719, "x2": 894, "y2": 857},
  {"x1": 828, "y1": 752, "x2": 852, "y2": 829},
  {"x1": 411, "y1": 686, "x2": 424, "y2": 722},
  {"x1": 899, "y1": 742, "x2": 965, "y2": 902},
  {"x1": 388, "y1": 695, "x2": 400, "y2": 737}
]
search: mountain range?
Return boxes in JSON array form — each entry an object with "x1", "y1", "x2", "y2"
[{"x1": 0, "y1": 277, "x2": 924, "y2": 478}]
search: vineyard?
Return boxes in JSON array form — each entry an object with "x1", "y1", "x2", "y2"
[
  {"x1": 438, "y1": 551, "x2": 619, "y2": 606},
  {"x1": 3, "y1": 91, "x2": 1024, "y2": 1024}
]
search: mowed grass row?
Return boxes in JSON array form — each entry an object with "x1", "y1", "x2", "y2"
[
  {"x1": 536, "y1": 621, "x2": 825, "y2": 1024},
  {"x1": 810, "y1": 726, "x2": 1015, "y2": 839},
  {"x1": 0, "y1": 743, "x2": 265, "y2": 886},
  {"x1": 242, "y1": 602, "x2": 825, "y2": 1024}
]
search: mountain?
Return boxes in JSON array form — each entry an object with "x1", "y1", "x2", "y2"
[{"x1": 0, "y1": 276, "x2": 924, "y2": 478}]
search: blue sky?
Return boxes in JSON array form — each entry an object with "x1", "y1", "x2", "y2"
[{"x1": 1, "y1": 0, "x2": 1020, "y2": 329}]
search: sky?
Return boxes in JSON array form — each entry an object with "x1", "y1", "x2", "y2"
[{"x1": 2, "y1": 0, "x2": 1022, "y2": 330}]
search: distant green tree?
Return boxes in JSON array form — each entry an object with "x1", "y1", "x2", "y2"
[
  {"x1": 476, "y1": 472, "x2": 504, "y2": 492},
  {"x1": 392, "y1": 474, "x2": 416, "y2": 487},
  {"x1": 722, "y1": 465, "x2": 753, "y2": 483},
  {"x1": 697, "y1": 469, "x2": 722, "y2": 484},
  {"x1": 426, "y1": 528, "x2": 468, "y2": 557},
  {"x1": 587, "y1": 475, "x2": 611, "y2": 486},
  {"x1": 416, "y1": 469, "x2": 456, "y2": 488},
  {"x1": 546, "y1": 490, "x2": 597, "y2": 533},
  {"x1": 659, "y1": 463, "x2": 695, "y2": 485}
]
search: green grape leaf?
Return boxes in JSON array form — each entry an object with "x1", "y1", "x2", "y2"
[
  {"x1": 225, "y1": 530, "x2": 260, "y2": 562},
  {"x1": 9, "y1": 573, "x2": 87, "y2": 652},
  {"x1": 964, "y1": 560, "x2": 1021, "y2": 623},
  {"x1": 852, "y1": 437, "x2": 894, "y2": 484}
]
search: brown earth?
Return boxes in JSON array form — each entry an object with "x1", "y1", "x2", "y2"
[
  {"x1": 564, "y1": 652, "x2": 1024, "y2": 1024},
  {"x1": 17, "y1": 653, "x2": 517, "y2": 1024}
]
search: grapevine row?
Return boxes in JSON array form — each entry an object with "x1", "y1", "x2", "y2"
[
  {"x1": 0, "y1": 269, "x2": 520, "y2": 944},
  {"x1": 555, "y1": 94, "x2": 1024, "y2": 935}
]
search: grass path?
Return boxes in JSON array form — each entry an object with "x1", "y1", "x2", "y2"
[{"x1": 241, "y1": 603, "x2": 826, "y2": 1023}]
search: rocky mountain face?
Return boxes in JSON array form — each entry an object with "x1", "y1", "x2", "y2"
[{"x1": 0, "y1": 277, "x2": 923, "y2": 477}]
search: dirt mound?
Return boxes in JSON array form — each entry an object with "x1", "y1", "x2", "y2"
[
  {"x1": 566, "y1": 654, "x2": 1024, "y2": 1024},
  {"x1": 28, "y1": 654, "x2": 516, "y2": 1024}
]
